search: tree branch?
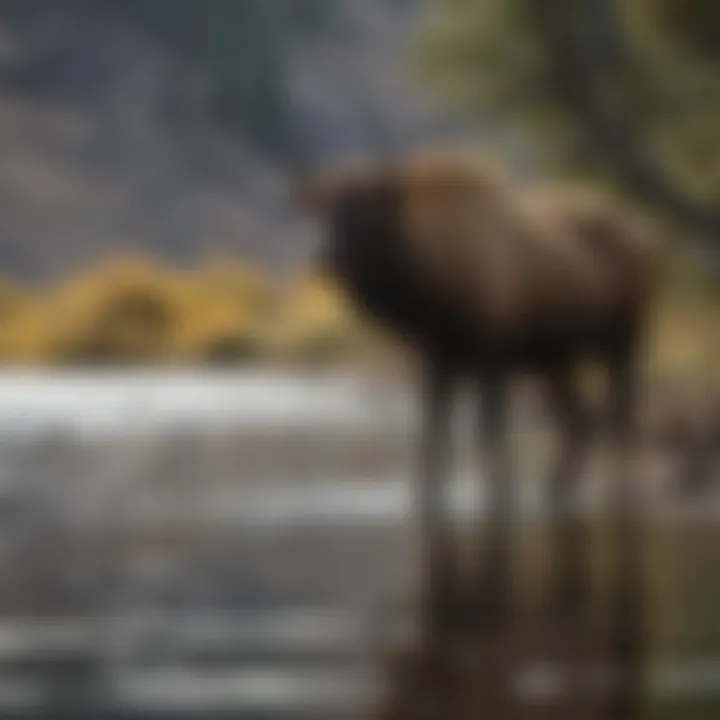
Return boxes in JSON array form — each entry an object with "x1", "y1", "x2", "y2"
[{"x1": 528, "y1": 0, "x2": 720, "y2": 242}]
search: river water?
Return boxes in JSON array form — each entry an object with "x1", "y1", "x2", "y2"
[{"x1": 0, "y1": 370, "x2": 717, "y2": 718}]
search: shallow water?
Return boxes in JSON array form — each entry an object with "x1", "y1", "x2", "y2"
[{"x1": 0, "y1": 370, "x2": 717, "y2": 718}]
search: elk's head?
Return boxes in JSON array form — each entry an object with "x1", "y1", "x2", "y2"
[{"x1": 293, "y1": 162, "x2": 399, "y2": 280}]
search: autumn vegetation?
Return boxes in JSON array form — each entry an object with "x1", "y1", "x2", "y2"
[
  {"x1": 0, "y1": 248, "x2": 703, "y2": 375},
  {"x1": 0, "y1": 253, "x2": 379, "y2": 367}
]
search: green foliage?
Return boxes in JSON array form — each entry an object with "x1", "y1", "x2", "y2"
[
  {"x1": 417, "y1": 0, "x2": 595, "y2": 176},
  {"x1": 417, "y1": 0, "x2": 720, "y2": 200},
  {"x1": 205, "y1": 2, "x2": 288, "y2": 151},
  {"x1": 640, "y1": 0, "x2": 720, "y2": 62},
  {"x1": 106, "y1": 0, "x2": 335, "y2": 153}
]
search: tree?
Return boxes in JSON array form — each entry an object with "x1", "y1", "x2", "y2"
[
  {"x1": 417, "y1": 0, "x2": 720, "y2": 243},
  {"x1": 97, "y1": 0, "x2": 336, "y2": 155},
  {"x1": 645, "y1": 0, "x2": 720, "y2": 62}
]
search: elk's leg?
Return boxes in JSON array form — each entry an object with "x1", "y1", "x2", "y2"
[
  {"x1": 473, "y1": 373, "x2": 512, "y2": 625},
  {"x1": 546, "y1": 368, "x2": 594, "y2": 618},
  {"x1": 677, "y1": 405, "x2": 720, "y2": 497},
  {"x1": 418, "y1": 358, "x2": 458, "y2": 634},
  {"x1": 606, "y1": 349, "x2": 645, "y2": 720}
]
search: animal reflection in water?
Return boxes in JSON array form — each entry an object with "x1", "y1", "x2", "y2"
[{"x1": 297, "y1": 147, "x2": 658, "y2": 718}]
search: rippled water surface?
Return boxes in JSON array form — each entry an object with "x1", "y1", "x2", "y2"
[{"x1": 0, "y1": 370, "x2": 717, "y2": 718}]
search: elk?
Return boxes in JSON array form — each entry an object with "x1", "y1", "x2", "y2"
[{"x1": 296, "y1": 148, "x2": 657, "y2": 711}]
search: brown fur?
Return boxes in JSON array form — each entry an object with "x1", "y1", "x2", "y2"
[
  {"x1": 400, "y1": 151, "x2": 656, "y2": 337},
  {"x1": 299, "y1": 148, "x2": 657, "y2": 365},
  {"x1": 297, "y1": 147, "x2": 654, "y2": 718}
]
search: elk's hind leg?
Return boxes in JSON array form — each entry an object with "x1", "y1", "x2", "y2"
[
  {"x1": 677, "y1": 404, "x2": 720, "y2": 498},
  {"x1": 545, "y1": 366, "x2": 595, "y2": 618},
  {"x1": 606, "y1": 347, "x2": 646, "y2": 719}
]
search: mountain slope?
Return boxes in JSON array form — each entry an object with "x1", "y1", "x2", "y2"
[{"x1": 0, "y1": 0, "x2": 455, "y2": 277}]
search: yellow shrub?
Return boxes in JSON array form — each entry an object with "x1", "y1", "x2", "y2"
[
  {"x1": 271, "y1": 272, "x2": 366, "y2": 363},
  {"x1": 170, "y1": 301, "x2": 267, "y2": 364},
  {"x1": 0, "y1": 283, "x2": 57, "y2": 364},
  {"x1": 51, "y1": 253, "x2": 184, "y2": 364},
  {"x1": 190, "y1": 256, "x2": 278, "y2": 320},
  {"x1": 169, "y1": 257, "x2": 277, "y2": 363},
  {"x1": 0, "y1": 260, "x2": 375, "y2": 366}
]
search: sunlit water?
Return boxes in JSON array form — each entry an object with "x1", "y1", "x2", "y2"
[{"x1": 0, "y1": 370, "x2": 717, "y2": 718}]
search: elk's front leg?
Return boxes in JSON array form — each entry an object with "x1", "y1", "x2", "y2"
[
  {"x1": 418, "y1": 358, "x2": 458, "y2": 633},
  {"x1": 474, "y1": 373, "x2": 512, "y2": 625}
]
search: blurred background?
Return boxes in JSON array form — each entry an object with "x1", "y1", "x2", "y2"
[{"x1": 0, "y1": 0, "x2": 717, "y2": 717}]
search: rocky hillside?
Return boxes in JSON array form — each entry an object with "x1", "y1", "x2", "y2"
[{"x1": 0, "y1": 0, "x2": 458, "y2": 278}]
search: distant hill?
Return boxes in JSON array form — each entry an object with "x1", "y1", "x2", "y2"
[{"x1": 0, "y1": 0, "x2": 457, "y2": 277}]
